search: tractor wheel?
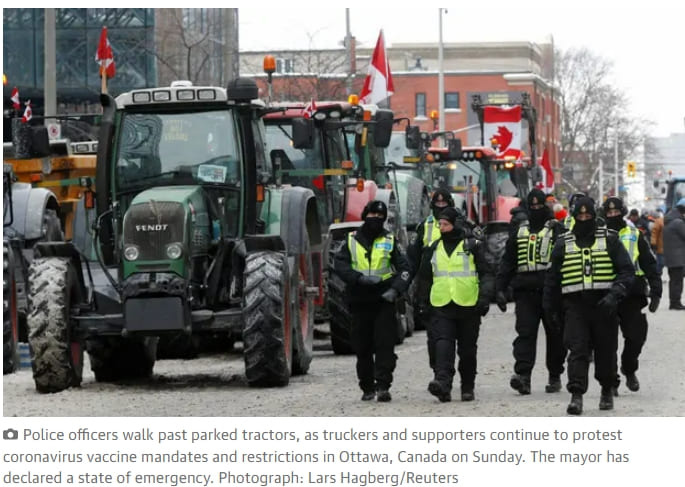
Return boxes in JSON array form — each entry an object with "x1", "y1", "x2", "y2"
[
  {"x1": 291, "y1": 251, "x2": 314, "y2": 376},
  {"x1": 326, "y1": 238, "x2": 354, "y2": 355},
  {"x1": 26, "y1": 257, "x2": 83, "y2": 393},
  {"x1": 43, "y1": 209, "x2": 64, "y2": 241},
  {"x1": 87, "y1": 337, "x2": 158, "y2": 382},
  {"x1": 3, "y1": 244, "x2": 19, "y2": 375},
  {"x1": 156, "y1": 334, "x2": 201, "y2": 360},
  {"x1": 242, "y1": 251, "x2": 292, "y2": 387}
]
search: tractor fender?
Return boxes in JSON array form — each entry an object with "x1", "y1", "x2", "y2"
[
  {"x1": 279, "y1": 186, "x2": 321, "y2": 255},
  {"x1": 7, "y1": 182, "x2": 59, "y2": 241}
]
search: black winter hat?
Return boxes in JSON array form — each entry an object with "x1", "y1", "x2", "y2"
[
  {"x1": 527, "y1": 188, "x2": 547, "y2": 207},
  {"x1": 361, "y1": 200, "x2": 388, "y2": 221},
  {"x1": 437, "y1": 207, "x2": 462, "y2": 226},
  {"x1": 572, "y1": 196, "x2": 597, "y2": 218},
  {"x1": 602, "y1": 197, "x2": 627, "y2": 216},
  {"x1": 431, "y1": 188, "x2": 454, "y2": 208}
]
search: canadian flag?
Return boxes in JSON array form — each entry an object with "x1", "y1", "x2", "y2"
[
  {"x1": 95, "y1": 26, "x2": 116, "y2": 78},
  {"x1": 21, "y1": 100, "x2": 32, "y2": 123},
  {"x1": 11, "y1": 87, "x2": 20, "y2": 111},
  {"x1": 359, "y1": 30, "x2": 394, "y2": 105},
  {"x1": 303, "y1": 99, "x2": 317, "y2": 119},
  {"x1": 538, "y1": 148, "x2": 555, "y2": 192},
  {"x1": 483, "y1": 106, "x2": 522, "y2": 159}
]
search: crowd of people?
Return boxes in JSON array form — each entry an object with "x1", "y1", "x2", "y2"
[{"x1": 334, "y1": 191, "x2": 685, "y2": 415}]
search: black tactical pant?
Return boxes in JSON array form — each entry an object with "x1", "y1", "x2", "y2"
[
  {"x1": 616, "y1": 295, "x2": 648, "y2": 381},
  {"x1": 350, "y1": 301, "x2": 397, "y2": 393},
  {"x1": 668, "y1": 266, "x2": 684, "y2": 306},
  {"x1": 430, "y1": 304, "x2": 481, "y2": 392},
  {"x1": 513, "y1": 290, "x2": 566, "y2": 378},
  {"x1": 563, "y1": 295, "x2": 618, "y2": 394}
]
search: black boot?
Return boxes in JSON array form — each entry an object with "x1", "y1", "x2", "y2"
[
  {"x1": 545, "y1": 375, "x2": 562, "y2": 393},
  {"x1": 624, "y1": 371, "x2": 640, "y2": 392},
  {"x1": 428, "y1": 380, "x2": 451, "y2": 402},
  {"x1": 599, "y1": 387, "x2": 614, "y2": 410},
  {"x1": 567, "y1": 393, "x2": 583, "y2": 415},
  {"x1": 669, "y1": 303, "x2": 685, "y2": 310},
  {"x1": 361, "y1": 391, "x2": 375, "y2": 401},
  {"x1": 376, "y1": 389, "x2": 392, "y2": 402},
  {"x1": 510, "y1": 374, "x2": 531, "y2": 395},
  {"x1": 460, "y1": 389, "x2": 475, "y2": 402}
]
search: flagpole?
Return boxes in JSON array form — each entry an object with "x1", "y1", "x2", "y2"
[
  {"x1": 438, "y1": 8, "x2": 445, "y2": 134},
  {"x1": 614, "y1": 130, "x2": 619, "y2": 197},
  {"x1": 101, "y1": 71, "x2": 107, "y2": 95}
]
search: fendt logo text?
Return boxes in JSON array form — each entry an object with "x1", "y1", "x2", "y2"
[{"x1": 135, "y1": 224, "x2": 169, "y2": 231}]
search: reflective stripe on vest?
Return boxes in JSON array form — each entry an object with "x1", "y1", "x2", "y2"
[
  {"x1": 430, "y1": 240, "x2": 479, "y2": 307},
  {"x1": 422, "y1": 216, "x2": 440, "y2": 247},
  {"x1": 516, "y1": 221, "x2": 554, "y2": 272},
  {"x1": 348, "y1": 232, "x2": 394, "y2": 280},
  {"x1": 560, "y1": 229, "x2": 616, "y2": 294},
  {"x1": 619, "y1": 226, "x2": 644, "y2": 276},
  {"x1": 563, "y1": 216, "x2": 575, "y2": 231}
]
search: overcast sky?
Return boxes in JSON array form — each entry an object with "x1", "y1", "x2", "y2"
[{"x1": 239, "y1": 1, "x2": 685, "y2": 138}]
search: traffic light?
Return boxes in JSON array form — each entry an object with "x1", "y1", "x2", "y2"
[{"x1": 626, "y1": 161, "x2": 636, "y2": 178}]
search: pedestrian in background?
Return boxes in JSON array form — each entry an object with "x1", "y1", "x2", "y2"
[
  {"x1": 334, "y1": 200, "x2": 411, "y2": 402},
  {"x1": 602, "y1": 197, "x2": 662, "y2": 393},
  {"x1": 651, "y1": 207, "x2": 665, "y2": 275},
  {"x1": 417, "y1": 207, "x2": 493, "y2": 403},
  {"x1": 543, "y1": 197, "x2": 634, "y2": 415},
  {"x1": 663, "y1": 198, "x2": 685, "y2": 310},
  {"x1": 496, "y1": 189, "x2": 566, "y2": 395}
]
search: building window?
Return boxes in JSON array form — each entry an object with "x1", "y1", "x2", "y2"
[
  {"x1": 415, "y1": 93, "x2": 426, "y2": 117},
  {"x1": 445, "y1": 92, "x2": 460, "y2": 109},
  {"x1": 276, "y1": 58, "x2": 295, "y2": 73}
]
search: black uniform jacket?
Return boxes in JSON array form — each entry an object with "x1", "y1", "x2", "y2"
[
  {"x1": 496, "y1": 217, "x2": 565, "y2": 293},
  {"x1": 542, "y1": 229, "x2": 635, "y2": 311},
  {"x1": 416, "y1": 235, "x2": 494, "y2": 308},
  {"x1": 334, "y1": 229, "x2": 411, "y2": 305}
]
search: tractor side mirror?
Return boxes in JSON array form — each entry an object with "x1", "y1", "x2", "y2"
[
  {"x1": 447, "y1": 139, "x2": 462, "y2": 160},
  {"x1": 405, "y1": 126, "x2": 421, "y2": 150},
  {"x1": 372, "y1": 109, "x2": 393, "y2": 148},
  {"x1": 292, "y1": 117, "x2": 314, "y2": 149}
]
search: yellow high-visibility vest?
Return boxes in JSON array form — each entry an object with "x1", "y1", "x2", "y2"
[
  {"x1": 618, "y1": 226, "x2": 644, "y2": 277},
  {"x1": 422, "y1": 216, "x2": 440, "y2": 247},
  {"x1": 348, "y1": 232, "x2": 394, "y2": 281},
  {"x1": 430, "y1": 240, "x2": 479, "y2": 307},
  {"x1": 516, "y1": 221, "x2": 555, "y2": 272},
  {"x1": 560, "y1": 228, "x2": 616, "y2": 294}
]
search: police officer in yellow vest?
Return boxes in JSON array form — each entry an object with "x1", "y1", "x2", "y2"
[
  {"x1": 417, "y1": 207, "x2": 493, "y2": 402},
  {"x1": 562, "y1": 192, "x2": 587, "y2": 232},
  {"x1": 334, "y1": 200, "x2": 411, "y2": 402},
  {"x1": 496, "y1": 189, "x2": 566, "y2": 395},
  {"x1": 543, "y1": 196, "x2": 635, "y2": 415},
  {"x1": 601, "y1": 197, "x2": 662, "y2": 393}
]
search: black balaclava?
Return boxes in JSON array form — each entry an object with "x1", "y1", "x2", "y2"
[
  {"x1": 602, "y1": 197, "x2": 627, "y2": 232},
  {"x1": 360, "y1": 200, "x2": 387, "y2": 239},
  {"x1": 438, "y1": 207, "x2": 465, "y2": 246},
  {"x1": 431, "y1": 188, "x2": 454, "y2": 219},
  {"x1": 526, "y1": 188, "x2": 550, "y2": 231},
  {"x1": 572, "y1": 196, "x2": 597, "y2": 244}
]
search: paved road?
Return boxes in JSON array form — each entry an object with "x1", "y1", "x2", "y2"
[{"x1": 3, "y1": 304, "x2": 684, "y2": 417}]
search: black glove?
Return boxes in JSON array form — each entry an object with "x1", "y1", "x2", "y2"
[
  {"x1": 495, "y1": 291, "x2": 508, "y2": 312},
  {"x1": 648, "y1": 296, "x2": 660, "y2": 313},
  {"x1": 477, "y1": 299, "x2": 490, "y2": 317},
  {"x1": 381, "y1": 288, "x2": 399, "y2": 303},
  {"x1": 358, "y1": 275, "x2": 382, "y2": 286},
  {"x1": 597, "y1": 293, "x2": 618, "y2": 317}
]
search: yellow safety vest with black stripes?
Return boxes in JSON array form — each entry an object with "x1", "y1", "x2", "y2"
[
  {"x1": 560, "y1": 228, "x2": 616, "y2": 294},
  {"x1": 563, "y1": 215, "x2": 575, "y2": 231},
  {"x1": 348, "y1": 232, "x2": 394, "y2": 281},
  {"x1": 516, "y1": 221, "x2": 555, "y2": 272},
  {"x1": 422, "y1": 216, "x2": 441, "y2": 247},
  {"x1": 430, "y1": 240, "x2": 479, "y2": 307},
  {"x1": 618, "y1": 226, "x2": 644, "y2": 276}
]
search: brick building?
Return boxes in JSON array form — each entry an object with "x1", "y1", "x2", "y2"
[{"x1": 241, "y1": 40, "x2": 562, "y2": 182}]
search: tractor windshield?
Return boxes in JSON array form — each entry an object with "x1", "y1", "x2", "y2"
[
  {"x1": 433, "y1": 160, "x2": 482, "y2": 192},
  {"x1": 115, "y1": 110, "x2": 241, "y2": 192}
]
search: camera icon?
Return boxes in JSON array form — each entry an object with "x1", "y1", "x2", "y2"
[{"x1": 3, "y1": 428, "x2": 19, "y2": 440}]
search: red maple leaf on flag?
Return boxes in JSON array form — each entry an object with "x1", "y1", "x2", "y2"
[
  {"x1": 95, "y1": 26, "x2": 116, "y2": 78},
  {"x1": 359, "y1": 30, "x2": 394, "y2": 105},
  {"x1": 11, "y1": 87, "x2": 20, "y2": 110},
  {"x1": 21, "y1": 100, "x2": 32, "y2": 123},
  {"x1": 303, "y1": 99, "x2": 317, "y2": 119},
  {"x1": 493, "y1": 126, "x2": 513, "y2": 151}
]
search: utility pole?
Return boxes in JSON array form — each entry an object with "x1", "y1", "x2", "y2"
[
  {"x1": 438, "y1": 8, "x2": 445, "y2": 133},
  {"x1": 345, "y1": 9, "x2": 353, "y2": 95},
  {"x1": 44, "y1": 8, "x2": 56, "y2": 118},
  {"x1": 598, "y1": 152, "x2": 604, "y2": 203},
  {"x1": 614, "y1": 131, "x2": 619, "y2": 197}
]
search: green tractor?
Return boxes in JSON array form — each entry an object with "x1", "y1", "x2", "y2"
[{"x1": 25, "y1": 79, "x2": 320, "y2": 393}]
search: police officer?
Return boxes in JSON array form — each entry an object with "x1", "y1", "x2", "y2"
[
  {"x1": 334, "y1": 200, "x2": 411, "y2": 402},
  {"x1": 407, "y1": 188, "x2": 455, "y2": 274},
  {"x1": 602, "y1": 197, "x2": 662, "y2": 393},
  {"x1": 543, "y1": 197, "x2": 635, "y2": 415},
  {"x1": 417, "y1": 207, "x2": 494, "y2": 402},
  {"x1": 496, "y1": 189, "x2": 566, "y2": 395},
  {"x1": 562, "y1": 192, "x2": 586, "y2": 231}
]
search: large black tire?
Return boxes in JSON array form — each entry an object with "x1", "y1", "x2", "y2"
[
  {"x1": 326, "y1": 238, "x2": 354, "y2": 355},
  {"x1": 242, "y1": 251, "x2": 292, "y2": 387},
  {"x1": 26, "y1": 257, "x2": 83, "y2": 393},
  {"x1": 291, "y1": 252, "x2": 315, "y2": 376},
  {"x1": 87, "y1": 336, "x2": 158, "y2": 382},
  {"x1": 3, "y1": 244, "x2": 19, "y2": 375}
]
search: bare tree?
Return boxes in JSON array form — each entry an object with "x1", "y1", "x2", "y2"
[{"x1": 555, "y1": 47, "x2": 655, "y2": 199}]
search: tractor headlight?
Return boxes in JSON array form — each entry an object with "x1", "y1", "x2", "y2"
[
  {"x1": 165, "y1": 243, "x2": 183, "y2": 260},
  {"x1": 123, "y1": 245, "x2": 140, "y2": 261}
]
